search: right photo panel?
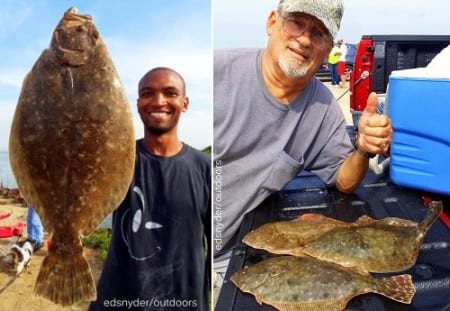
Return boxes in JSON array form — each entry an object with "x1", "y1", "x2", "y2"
[{"x1": 213, "y1": 0, "x2": 450, "y2": 310}]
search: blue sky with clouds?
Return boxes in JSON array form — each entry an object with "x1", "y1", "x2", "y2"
[
  {"x1": 3, "y1": 0, "x2": 449, "y2": 152},
  {"x1": 214, "y1": 0, "x2": 450, "y2": 47},
  {"x1": 0, "y1": 0, "x2": 211, "y2": 152}
]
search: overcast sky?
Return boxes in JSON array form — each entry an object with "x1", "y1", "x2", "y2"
[
  {"x1": 214, "y1": 0, "x2": 450, "y2": 48},
  {"x1": 0, "y1": 0, "x2": 211, "y2": 152}
]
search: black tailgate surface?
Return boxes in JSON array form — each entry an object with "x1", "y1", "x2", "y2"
[{"x1": 216, "y1": 169, "x2": 450, "y2": 311}]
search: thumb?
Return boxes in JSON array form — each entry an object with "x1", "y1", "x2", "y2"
[{"x1": 363, "y1": 92, "x2": 378, "y2": 116}]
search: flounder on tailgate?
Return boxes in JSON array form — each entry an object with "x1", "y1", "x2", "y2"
[
  {"x1": 303, "y1": 201, "x2": 443, "y2": 273},
  {"x1": 243, "y1": 213, "x2": 417, "y2": 256},
  {"x1": 242, "y1": 214, "x2": 351, "y2": 256},
  {"x1": 231, "y1": 256, "x2": 415, "y2": 311},
  {"x1": 9, "y1": 7, "x2": 135, "y2": 306}
]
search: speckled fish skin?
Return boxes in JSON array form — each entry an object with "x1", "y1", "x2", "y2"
[
  {"x1": 9, "y1": 7, "x2": 135, "y2": 306},
  {"x1": 303, "y1": 201, "x2": 443, "y2": 273},
  {"x1": 231, "y1": 256, "x2": 415, "y2": 311},
  {"x1": 241, "y1": 213, "x2": 414, "y2": 256},
  {"x1": 242, "y1": 214, "x2": 350, "y2": 256}
]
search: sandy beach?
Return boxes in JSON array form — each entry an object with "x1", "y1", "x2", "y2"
[{"x1": 0, "y1": 189, "x2": 104, "y2": 311}]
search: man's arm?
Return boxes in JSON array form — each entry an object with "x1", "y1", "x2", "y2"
[{"x1": 335, "y1": 92, "x2": 393, "y2": 193}]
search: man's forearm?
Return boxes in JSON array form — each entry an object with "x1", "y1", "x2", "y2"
[{"x1": 335, "y1": 151, "x2": 369, "y2": 193}]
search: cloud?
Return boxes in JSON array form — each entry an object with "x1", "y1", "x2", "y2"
[
  {"x1": 0, "y1": 101, "x2": 16, "y2": 151},
  {"x1": 0, "y1": 0, "x2": 33, "y2": 39},
  {"x1": 0, "y1": 0, "x2": 212, "y2": 153},
  {"x1": 107, "y1": 37, "x2": 211, "y2": 98},
  {"x1": 338, "y1": 0, "x2": 450, "y2": 42},
  {"x1": 214, "y1": 0, "x2": 450, "y2": 48},
  {"x1": 179, "y1": 110, "x2": 212, "y2": 150},
  {"x1": 214, "y1": 0, "x2": 274, "y2": 48},
  {"x1": 0, "y1": 69, "x2": 28, "y2": 89}
]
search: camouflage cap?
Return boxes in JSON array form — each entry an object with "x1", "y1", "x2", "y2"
[{"x1": 278, "y1": 0, "x2": 344, "y2": 38}]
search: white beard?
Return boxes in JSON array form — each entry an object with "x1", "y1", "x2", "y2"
[{"x1": 278, "y1": 51, "x2": 311, "y2": 79}]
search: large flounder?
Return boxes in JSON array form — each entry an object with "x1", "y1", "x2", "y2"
[
  {"x1": 242, "y1": 214, "x2": 352, "y2": 256},
  {"x1": 303, "y1": 201, "x2": 443, "y2": 273},
  {"x1": 243, "y1": 213, "x2": 417, "y2": 256},
  {"x1": 9, "y1": 7, "x2": 135, "y2": 306},
  {"x1": 231, "y1": 256, "x2": 415, "y2": 311}
]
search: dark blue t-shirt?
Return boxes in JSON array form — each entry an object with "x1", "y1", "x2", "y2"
[{"x1": 89, "y1": 140, "x2": 210, "y2": 310}]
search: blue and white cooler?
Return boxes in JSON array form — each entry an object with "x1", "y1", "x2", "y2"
[{"x1": 388, "y1": 45, "x2": 450, "y2": 195}]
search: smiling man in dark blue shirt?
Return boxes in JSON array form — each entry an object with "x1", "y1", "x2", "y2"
[{"x1": 90, "y1": 67, "x2": 210, "y2": 311}]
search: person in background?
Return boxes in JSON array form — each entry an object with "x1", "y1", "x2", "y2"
[
  {"x1": 24, "y1": 207, "x2": 44, "y2": 250},
  {"x1": 328, "y1": 42, "x2": 341, "y2": 86},
  {"x1": 90, "y1": 67, "x2": 211, "y2": 311},
  {"x1": 213, "y1": 0, "x2": 392, "y2": 298},
  {"x1": 337, "y1": 37, "x2": 348, "y2": 88},
  {"x1": 8, "y1": 206, "x2": 44, "y2": 274}
]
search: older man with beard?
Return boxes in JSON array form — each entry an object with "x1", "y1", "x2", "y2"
[{"x1": 213, "y1": 0, "x2": 392, "y2": 293}]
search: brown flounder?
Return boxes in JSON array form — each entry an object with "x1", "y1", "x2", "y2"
[
  {"x1": 9, "y1": 7, "x2": 135, "y2": 306},
  {"x1": 242, "y1": 213, "x2": 417, "y2": 256},
  {"x1": 302, "y1": 201, "x2": 443, "y2": 273},
  {"x1": 242, "y1": 214, "x2": 350, "y2": 256},
  {"x1": 231, "y1": 256, "x2": 415, "y2": 311}
]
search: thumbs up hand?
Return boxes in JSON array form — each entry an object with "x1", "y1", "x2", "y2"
[{"x1": 356, "y1": 92, "x2": 393, "y2": 155}]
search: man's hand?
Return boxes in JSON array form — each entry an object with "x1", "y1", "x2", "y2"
[{"x1": 357, "y1": 92, "x2": 393, "y2": 155}]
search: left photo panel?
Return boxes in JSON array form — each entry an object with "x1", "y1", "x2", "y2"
[{"x1": 0, "y1": 1, "x2": 212, "y2": 310}]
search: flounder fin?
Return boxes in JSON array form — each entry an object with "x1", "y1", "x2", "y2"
[
  {"x1": 346, "y1": 265, "x2": 371, "y2": 276},
  {"x1": 379, "y1": 217, "x2": 418, "y2": 227},
  {"x1": 375, "y1": 274, "x2": 416, "y2": 304},
  {"x1": 34, "y1": 241, "x2": 96, "y2": 306},
  {"x1": 354, "y1": 215, "x2": 377, "y2": 225},
  {"x1": 273, "y1": 300, "x2": 347, "y2": 311},
  {"x1": 295, "y1": 214, "x2": 347, "y2": 225}
]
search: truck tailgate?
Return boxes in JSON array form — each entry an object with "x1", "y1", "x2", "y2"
[{"x1": 216, "y1": 130, "x2": 450, "y2": 311}]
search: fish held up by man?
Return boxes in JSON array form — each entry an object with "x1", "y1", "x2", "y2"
[{"x1": 9, "y1": 7, "x2": 135, "y2": 306}]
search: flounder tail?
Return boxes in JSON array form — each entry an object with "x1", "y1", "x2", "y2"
[
  {"x1": 34, "y1": 239, "x2": 96, "y2": 306},
  {"x1": 375, "y1": 274, "x2": 416, "y2": 304},
  {"x1": 418, "y1": 201, "x2": 443, "y2": 234}
]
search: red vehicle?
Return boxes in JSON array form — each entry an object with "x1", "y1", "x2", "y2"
[{"x1": 349, "y1": 35, "x2": 450, "y2": 126}]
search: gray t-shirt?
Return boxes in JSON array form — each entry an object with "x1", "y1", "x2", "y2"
[{"x1": 213, "y1": 48, "x2": 353, "y2": 257}]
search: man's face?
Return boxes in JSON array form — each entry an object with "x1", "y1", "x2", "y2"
[
  {"x1": 137, "y1": 69, "x2": 189, "y2": 135},
  {"x1": 266, "y1": 11, "x2": 332, "y2": 79}
]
